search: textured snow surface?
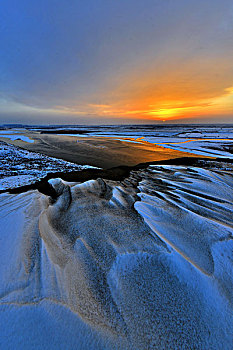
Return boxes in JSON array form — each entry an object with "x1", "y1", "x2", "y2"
[
  {"x1": 0, "y1": 141, "x2": 98, "y2": 190},
  {"x1": 0, "y1": 164, "x2": 232, "y2": 349}
]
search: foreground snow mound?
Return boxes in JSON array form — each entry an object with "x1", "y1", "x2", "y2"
[{"x1": 0, "y1": 167, "x2": 232, "y2": 349}]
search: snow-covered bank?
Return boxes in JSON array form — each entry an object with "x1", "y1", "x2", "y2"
[
  {"x1": 0, "y1": 141, "x2": 98, "y2": 190},
  {"x1": 0, "y1": 163, "x2": 232, "y2": 349}
]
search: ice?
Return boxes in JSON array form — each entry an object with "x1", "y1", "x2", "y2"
[
  {"x1": 53, "y1": 125, "x2": 233, "y2": 158},
  {"x1": 3, "y1": 125, "x2": 233, "y2": 158}
]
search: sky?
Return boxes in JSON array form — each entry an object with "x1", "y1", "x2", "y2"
[{"x1": 0, "y1": 0, "x2": 233, "y2": 125}]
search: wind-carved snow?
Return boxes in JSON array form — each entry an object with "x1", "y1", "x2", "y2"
[
  {"x1": 0, "y1": 165, "x2": 232, "y2": 349},
  {"x1": 135, "y1": 165, "x2": 233, "y2": 275}
]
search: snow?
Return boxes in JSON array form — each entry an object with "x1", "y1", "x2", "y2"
[
  {"x1": 0, "y1": 300, "x2": 125, "y2": 350},
  {"x1": 0, "y1": 192, "x2": 125, "y2": 350},
  {"x1": 0, "y1": 133, "x2": 34, "y2": 143},
  {"x1": 0, "y1": 175, "x2": 38, "y2": 190},
  {"x1": 0, "y1": 124, "x2": 233, "y2": 348},
  {"x1": 0, "y1": 165, "x2": 232, "y2": 348},
  {"x1": 0, "y1": 141, "x2": 99, "y2": 190},
  {"x1": 0, "y1": 130, "x2": 23, "y2": 134}
]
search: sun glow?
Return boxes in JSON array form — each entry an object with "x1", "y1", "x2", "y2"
[
  {"x1": 20, "y1": 84, "x2": 233, "y2": 123},
  {"x1": 146, "y1": 106, "x2": 196, "y2": 119}
]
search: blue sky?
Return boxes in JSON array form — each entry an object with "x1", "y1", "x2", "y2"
[{"x1": 0, "y1": 0, "x2": 233, "y2": 124}]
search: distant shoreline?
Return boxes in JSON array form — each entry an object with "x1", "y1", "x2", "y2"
[{"x1": 3, "y1": 132, "x2": 207, "y2": 169}]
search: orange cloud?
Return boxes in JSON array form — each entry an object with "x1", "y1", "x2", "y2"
[
  {"x1": 52, "y1": 84, "x2": 233, "y2": 122},
  {"x1": 30, "y1": 57, "x2": 233, "y2": 122},
  {"x1": 86, "y1": 55, "x2": 233, "y2": 121}
]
